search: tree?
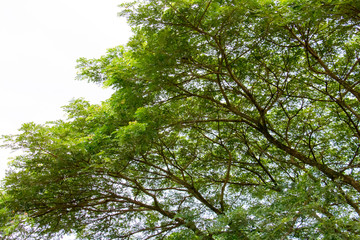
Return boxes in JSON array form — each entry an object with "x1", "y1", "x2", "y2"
[{"x1": 1, "y1": 0, "x2": 360, "y2": 239}]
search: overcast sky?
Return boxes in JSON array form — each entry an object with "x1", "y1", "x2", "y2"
[{"x1": 0, "y1": 0, "x2": 132, "y2": 180}]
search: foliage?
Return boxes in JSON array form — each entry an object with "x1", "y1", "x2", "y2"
[{"x1": 1, "y1": 0, "x2": 360, "y2": 239}]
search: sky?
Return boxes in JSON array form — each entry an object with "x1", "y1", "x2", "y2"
[{"x1": 0, "y1": 0, "x2": 132, "y2": 180}]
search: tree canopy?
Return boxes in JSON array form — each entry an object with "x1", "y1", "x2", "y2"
[{"x1": 1, "y1": 0, "x2": 360, "y2": 239}]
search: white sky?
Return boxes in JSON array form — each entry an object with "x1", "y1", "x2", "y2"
[{"x1": 0, "y1": 0, "x2": 132, "y2": 180}]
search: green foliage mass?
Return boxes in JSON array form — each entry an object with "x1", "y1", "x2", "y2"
[{"x1": 1, "y1": 0, "x2": 360, "y2": 239}]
